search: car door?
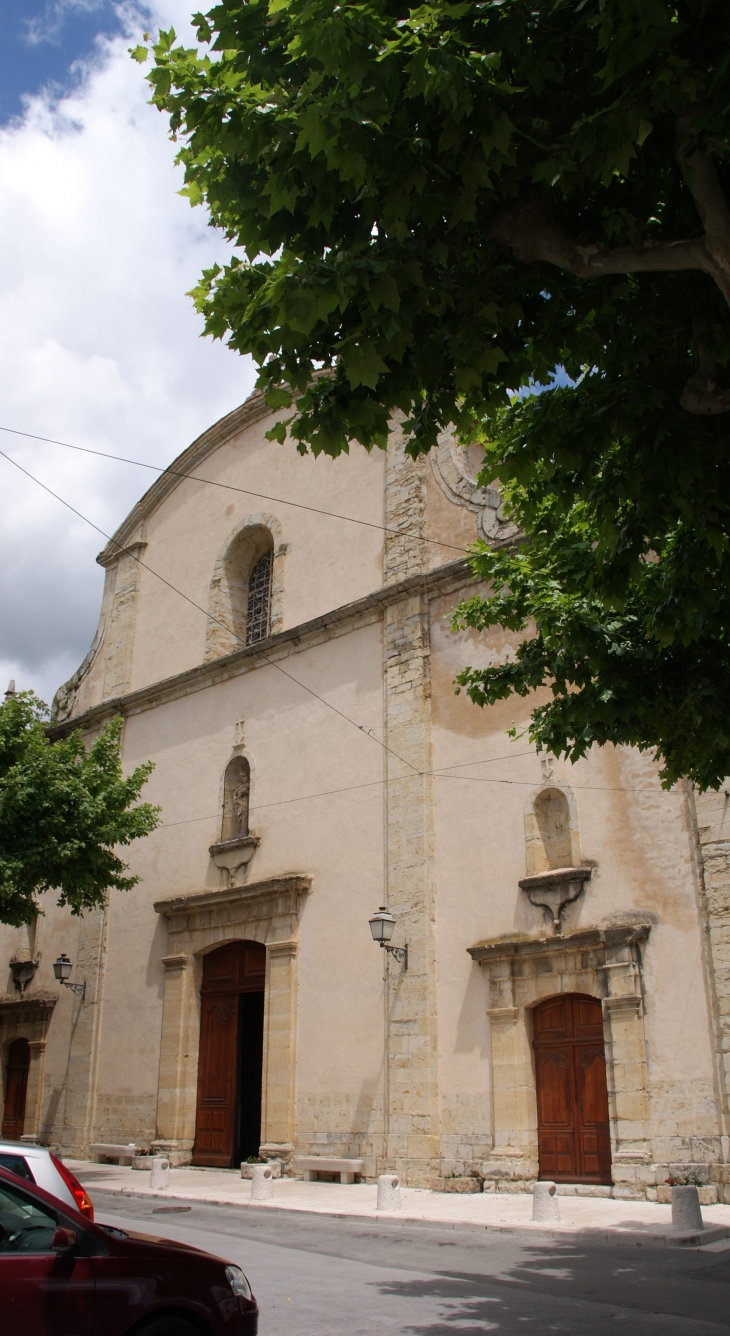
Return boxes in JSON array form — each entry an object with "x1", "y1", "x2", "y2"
[{"x1": 0, "y1": 1177, "x2": 95, "y2": 1335}]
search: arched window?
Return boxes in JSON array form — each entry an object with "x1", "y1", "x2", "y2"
[
  {"x1": 525, "y1": 786, "x2": 577, "y2": 875},
  {"x1": 205, "y1": 522, "x2": 277, "y2": 661},
  {"x1": 221, "y1": 756, "x2": 250, "y2": 842},
  {"x1": 246, "y1": 550, "x2": 272, "y2": 645}
]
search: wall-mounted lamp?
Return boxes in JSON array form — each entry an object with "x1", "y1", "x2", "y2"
[
  {"x1": 53, "y1": 954, "x2": 85, "y2": 1000},
  {"x1": 369, "y1": 908, "x2": 408, "y2": 970}
]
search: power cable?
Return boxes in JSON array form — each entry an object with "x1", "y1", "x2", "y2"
[
  {"x1": 0, "y1": 423, "x2": 472, "y2": 555},
  {"x1": 0, "y1": 448, "x2": 422, "y2": 776}
]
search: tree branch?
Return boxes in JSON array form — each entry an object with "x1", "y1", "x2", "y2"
[
  {"x1": 487, "y1": 191, "x2": 713, "y2": 285},
  {"x1": 676, "y1": 115, "x2": 730, "y2": 308}
]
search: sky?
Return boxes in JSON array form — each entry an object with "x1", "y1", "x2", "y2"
[{"x1": 0, "y1": 0, "x2": 256, "y2": 708}]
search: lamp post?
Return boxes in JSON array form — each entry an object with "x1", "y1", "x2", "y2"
[
  {"x1": 369, "y1": 908, "x2": 408, "y2": 970},
  {"x1": 53, "y1": 954, "x2": 86, "y2": 1000}
]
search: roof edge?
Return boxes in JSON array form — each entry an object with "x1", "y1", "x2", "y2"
[{"x1": 96, "y1": 389, "x2": 271, "y2": 567}]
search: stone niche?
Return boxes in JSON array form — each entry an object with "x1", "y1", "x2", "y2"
[
  {"x1": 467, "y1": 921, "x2": 657, "y2": 1198},
  {"x1": 521, "y1": 784, "x2": 591, "y2": 931}
]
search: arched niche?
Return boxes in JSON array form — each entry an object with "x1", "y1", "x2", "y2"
[
  {"x1": 204, "y1": 513, "x2": 285, "y2": 662},
  {"x1": 221, "y1": 756, "x2": 251, "y2": 842},
  {"x1": 525, "y1": 784, "x2": 580, "y2": 876}
]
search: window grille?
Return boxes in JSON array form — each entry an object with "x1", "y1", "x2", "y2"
[{"x1": 246, "y1": 550, "x2": 272, "y2": 645}]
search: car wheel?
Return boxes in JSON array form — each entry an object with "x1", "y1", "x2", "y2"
[{"x1": 139, "y1": 1320, "x2": 203, "y2": 1336}]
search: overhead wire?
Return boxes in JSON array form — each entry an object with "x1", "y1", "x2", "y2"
[
  {"x1": 0, "y1": 423, "x2": 472, "y2": 555},
  {"x1": 0, "y1": 447, "x2": 421, "y2": 776}
]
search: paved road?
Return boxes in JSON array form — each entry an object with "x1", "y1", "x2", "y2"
[{"x1": 93, "y1": 1190, "x2": 730, "y2": 1335}]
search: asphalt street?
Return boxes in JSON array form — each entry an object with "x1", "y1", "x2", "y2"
[{"x1": 92, "y1": 1189, "x2": 730, "y2": 1335}]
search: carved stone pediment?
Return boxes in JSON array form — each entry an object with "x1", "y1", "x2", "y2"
[{"x1": 518, "y1": 865, "x2": 591, "y2": 931}]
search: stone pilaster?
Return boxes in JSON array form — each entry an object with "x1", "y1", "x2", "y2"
[
  {"x1": 100, "y1": 539, "x2": 146, "y2": 699},
  {"x1": 58, "y1": 905, "x2": 109, "y2": 1155},
  {"x1": 381, "y1": 435, "x2": 440, "y2": 1187},
  {"x1": 689, "y1": 787, "x2": 730, "y2": 1200}
]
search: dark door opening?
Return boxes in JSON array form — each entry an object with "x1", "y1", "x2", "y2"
[
  {"x1": 533, "y1": 993, "x2": 612, "y2": 1184},
  {"x1": 192, "y1": 941, "x2": 266, "y2": 1168},
  {"x1": 2, "y1": 1038, "x2": 30, "y2": 1140}
]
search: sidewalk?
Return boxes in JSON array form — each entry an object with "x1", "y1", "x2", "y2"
[{"x1": 70, "y1": 1160, "x2": 730, "y2": 1249}]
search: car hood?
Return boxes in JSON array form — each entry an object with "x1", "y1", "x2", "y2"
[{"x1": 96, "y1": 1222, "x2": 228, "y2": 1264}]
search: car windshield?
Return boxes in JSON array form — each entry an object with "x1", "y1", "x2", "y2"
[{"x1": 0, "y1": 1181, "x2": 57, "y2": 1252}]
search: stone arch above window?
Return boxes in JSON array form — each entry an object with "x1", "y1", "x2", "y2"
[
  {"x1": 204, "y1": 513, "x2": 286, "y2": 662},
  {"x1": 524, "y1": 784, "x2": 581, "y2": 876}
]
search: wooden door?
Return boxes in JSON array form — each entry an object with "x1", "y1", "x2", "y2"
[
  {"x1": 192, "y1": 941, "x2": 266, "y2": 1167},
  {"x1": 533, "y1": 994, "x2": 612, "y2": 1184},
  {"x1": 2, "y1": 1038, "x2": 30, "y2": 1140}
]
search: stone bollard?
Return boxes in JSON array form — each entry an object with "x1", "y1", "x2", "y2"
[
  {"x1": 149, "y1": 1156, "x2": 170, "y2": 1190},
  {"x1": 532, "y1": 1181, "x2": 560, "y2": 1222},
  {"x1": 251, "y1": 1164, "x2": 274, "y2": 1201},
  {"x1": 376, "y1": 1174, "x2": 401, "y2": 1212},
  {"x1": 671, "y1": 1185, "x2": 703, "y2": 1232}
]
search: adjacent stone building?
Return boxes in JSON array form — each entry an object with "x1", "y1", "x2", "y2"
[{"x1": 2, "y1": 392, "x2": 729, "y2": 1200}]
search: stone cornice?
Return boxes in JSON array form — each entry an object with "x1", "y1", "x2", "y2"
[
  {"x1": 153, "y1": 874, "x2": 312, "y2": 920},
  {"x1": 48, "y1": 556, "x2": 471, "y2": 738},
  {"x1": 96, "y1": 392, "x2": 273, "y2": 567},
  {"x1": 0, "y1": 993, "x2": 57, "y2": 1017},
  {"x1": 467, "y1": 920, "x2": 653, "y2": 963}
]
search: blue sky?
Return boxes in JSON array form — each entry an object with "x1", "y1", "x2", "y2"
[{"x1": 0, "y1": 0, "x2": 140, "y2": 122}]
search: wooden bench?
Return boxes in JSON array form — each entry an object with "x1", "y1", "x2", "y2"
[
  {"x1": 89, "y1": 1143, "x2": 138, "y2": 1166},
  {"x1": 294, "y1": 1156, "x2": 363, "y2": 1184}
]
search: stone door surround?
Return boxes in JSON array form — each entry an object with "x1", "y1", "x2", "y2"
[
  {"x1": 0, "y1": 995, "x2": 56, "y2": 1142},
  {"x1": 467, "y1": 921, "x2": 654, "y2": 1196},
  {"x1": 153, "y1": 875, "x2": 310, "y2": 1165}
]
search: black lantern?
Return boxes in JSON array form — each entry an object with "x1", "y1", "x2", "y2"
[
  {"x1": 369, "y1": 908, "x2": 407, "y2": 969},
  {"x1": 53, "y1": 954, "x2": 85, "y2": 999}
]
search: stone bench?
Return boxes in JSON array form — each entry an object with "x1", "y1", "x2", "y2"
[
  {"x1": 294, "y1": 1156, "x2": 363, "y2": 1184},
  {"x1": 89, "y1": 1143, "x2": 138, "y2": 1166}
]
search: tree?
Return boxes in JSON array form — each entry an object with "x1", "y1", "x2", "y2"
[
  {"x1": 137, "y1": 0, "x2": 730, "y2": 787},
  {"x1": 0, "y1": 692, "x2": 159, "y2": 927}
]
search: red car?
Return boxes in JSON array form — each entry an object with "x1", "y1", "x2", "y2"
[{"x1": 0, "y1": 1165, "x2": 258, "y2": 1336}]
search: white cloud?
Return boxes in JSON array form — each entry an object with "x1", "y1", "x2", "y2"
[{"x1": 0, "y1": 3, "x2": 255, "y2": 707}]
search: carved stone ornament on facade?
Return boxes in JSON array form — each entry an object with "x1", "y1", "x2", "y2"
[
  {"x1": 209, "y1": 834, "x2": 260, "y2": 887},
  {"x1": 430, "y1": 429, "x2": 521, "y2": 545},
  {"x1": 519, "y1": 866, "x2": 592, "y2": 932}
]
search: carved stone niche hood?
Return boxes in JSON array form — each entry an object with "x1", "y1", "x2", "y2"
[{"x1": 518, "y1": 865, "x2": 591, "y2": 932}]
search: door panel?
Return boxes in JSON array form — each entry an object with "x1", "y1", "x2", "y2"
[
  {"x1": 193, "y1": 940, "x2": 267, "y2": 1168},
  {"x1": 2, "y1": 1038, "x2": 30, "y2": 1139},
  {"x1": 192, "y1": 994, "x2": 238, "y2": 1166},
  {"x1": 533, "y1": 994, "x2": 612, "y2": 1184}
]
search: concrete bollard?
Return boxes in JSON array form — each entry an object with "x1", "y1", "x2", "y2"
[
  {"x1": 532, "y1": 1180, "x2": 560, "y2": 1222},
  {"x1": 376, "y1": 1174, "x2": 401, "y2": 1212},
  {"x1": 251, "y1": 1164, "x2": 274, "y2": 1201},
  {"x1": 671, "y1": 1185, "x2": 703, "y2": 1232},
  {"x1": 149, "y1": 1156, "x2": 170, "y2": 1190}
]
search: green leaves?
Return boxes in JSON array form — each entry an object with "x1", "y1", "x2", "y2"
[
  {"x1": 0, "y1": 694, "x2": 160, "y2": 926},
  {"x1": 138, "y1": 0, "x2": 730, "y2": 785}
]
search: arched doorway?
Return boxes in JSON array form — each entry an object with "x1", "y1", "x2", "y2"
[
  {"x1": 192, "y1": 941, "x2": 266, "y2": 1167},
  {"x1": 2, "y1": 1038, "x2": 30, "y2": 1140},
  {"x1": 532, "y1": 994, "x2": 612, "y2": 1184}
]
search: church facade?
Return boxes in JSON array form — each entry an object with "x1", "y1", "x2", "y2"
[{"x1": 2, "y1": 392, "x2": 730, "y2": 1200}]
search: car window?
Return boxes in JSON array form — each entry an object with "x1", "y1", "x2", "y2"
[
  {"x1": 0, "y1": 1181, "x2": 57, "y2": 1253},
  {"x1": 0, "y1": 1154, "x2": 35, "y2": 1183}
]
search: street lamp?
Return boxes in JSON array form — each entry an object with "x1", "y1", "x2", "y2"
[
  {"x1": 53, "y1": 954, "x2": 85, "y2": 1000},
  {"x1": 369, "y1": 908, "x2": 408, "y2": 970}
]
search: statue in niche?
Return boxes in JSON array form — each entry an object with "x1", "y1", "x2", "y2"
[{"x1": 222, "y1": 756, "x2": 251, "y2": 842}]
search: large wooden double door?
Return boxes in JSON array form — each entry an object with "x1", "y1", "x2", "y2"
[
  {"x1": 533, "y1": 993, "x2": 612, "y2": 1184},
  {"x1": 192, "y1": 941, "x2": 266, "y2": 1168}
]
